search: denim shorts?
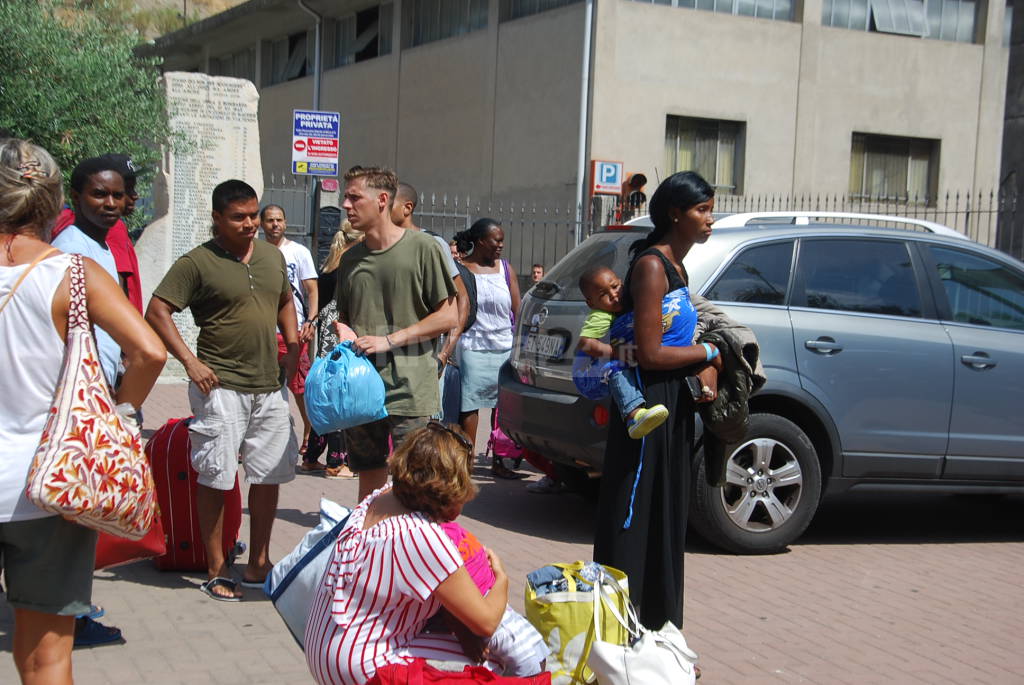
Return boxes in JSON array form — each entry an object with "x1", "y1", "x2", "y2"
[{"x1": 0, "y1": 515, "x2": 97, "y2": 616}]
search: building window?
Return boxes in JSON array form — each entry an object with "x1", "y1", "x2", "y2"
[
  {"x1": 849, "y1": 133, "x2": 939, "y2": 204},
  {"x1": 268, "y1": 32, "x2": 309, "y2": 85},
  {"x1": 664, "y1": 116, "x2": 744, "y2": 194},
  {"x1": 822, "y1": 0, "x2": 977, "y2": 43},
  {"x1": 328, "y1": 3, "x2": 393, "y2": 68},
  {"x1": 404, "y1": 0, "x2": 488, "y2": 48},
  {"x1": 210, "y1": 48, "x2": 256, "y2": 82},
  {"x1": 629, "y1": 0, "x2": 794, "y2": 22},
  {"x1": 501, "y1": 0, "x2": 581, "y2": 21}
]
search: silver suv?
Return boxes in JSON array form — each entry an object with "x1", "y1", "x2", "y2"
[{"x1": 498, "y1": 212, "x2": 1024, "y2": 554}]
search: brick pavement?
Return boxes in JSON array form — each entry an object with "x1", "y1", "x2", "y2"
[{"x1": 2, "y1": 378, "x2": 1023, "y2": 683}]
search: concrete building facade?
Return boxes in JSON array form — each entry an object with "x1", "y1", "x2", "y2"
[{"x1": 149, "y1": 0, "x2": 1012, "y2": 213}]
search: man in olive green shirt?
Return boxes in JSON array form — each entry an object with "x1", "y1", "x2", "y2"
[
  {"x1": 146, "y1": 179, "x2": 299, "y2": 601},
  {"x1": 335, "y1": 166, "x2": 457, "y2": 500}
]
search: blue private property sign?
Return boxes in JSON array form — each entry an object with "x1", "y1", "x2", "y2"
[{"x1": 292, "y1": 110, "x2": 341, "y2": 176}]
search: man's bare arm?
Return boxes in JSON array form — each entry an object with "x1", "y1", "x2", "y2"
[
  {"x1": 353, "y1": 296, "x2": 457, "y2": 357},
  {"x1": 299, "y1": 277, "x2": 318, "y2": 344},
  {"x1": 278, "y1": 292, "x2": 299, "y2": 383},
  {"x1": 145, "y1": 296, "x2": 220, "y2": 394}
]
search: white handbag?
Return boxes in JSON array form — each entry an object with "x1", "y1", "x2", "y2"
[
  {"x1": 264, "y1": 498, "x2": 350, "y2": 647},
  {"x1": 584, "y1": 572, "x2": 699, "y2": 685}
]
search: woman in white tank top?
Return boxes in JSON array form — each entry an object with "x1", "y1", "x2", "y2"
[
  {"x1": 0, "y1": 139, "x2": 166, "y2": 684},
  {"x1": 452, "y1": 219, "x2": 522, "y2": 479}
]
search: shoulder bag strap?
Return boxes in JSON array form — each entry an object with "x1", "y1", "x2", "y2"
[
  {"x1": 0, "y1": 247, "x2": 60, "y2": 317},
  {"x1": 67, "y1": 254, "x2": 90, "y2": 333}
]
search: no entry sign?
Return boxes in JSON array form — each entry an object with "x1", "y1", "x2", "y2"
[{"x1": 292, "y1": 109, "x2": 340, "y2": 176}]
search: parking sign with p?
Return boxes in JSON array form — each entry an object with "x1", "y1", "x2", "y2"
[{"x1": 592, "y1": 160, "x2": 623, "y2": 195}]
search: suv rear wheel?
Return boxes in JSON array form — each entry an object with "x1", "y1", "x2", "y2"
[{"x1": 691, "y1": 413, "x2": 821, "y2": 554}]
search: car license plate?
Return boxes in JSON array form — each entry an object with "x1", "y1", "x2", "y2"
[{"x1": 522, "y1": 332, "x2": 565, "y2": 358}]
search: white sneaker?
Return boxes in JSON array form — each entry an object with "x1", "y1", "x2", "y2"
[{"x1": 526, "y1": 476, "x2": 565, "y2": 494}]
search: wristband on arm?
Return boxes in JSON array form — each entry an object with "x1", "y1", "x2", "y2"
[{"x1": 702, "y1": 342, "x2": 719, "y2": 362}]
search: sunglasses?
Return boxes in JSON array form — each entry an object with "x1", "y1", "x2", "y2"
[{"x1": 426, "y1": 420, "x2": 474, "y2": 453}]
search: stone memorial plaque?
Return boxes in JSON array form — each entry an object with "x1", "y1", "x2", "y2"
[{"x1": 135, "y1": 72, "x2": 263, "y2": 376}]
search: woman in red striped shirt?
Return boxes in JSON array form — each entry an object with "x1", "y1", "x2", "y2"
[{"x1": 304, "y1": 423, "x2": 509, "y2": 685}]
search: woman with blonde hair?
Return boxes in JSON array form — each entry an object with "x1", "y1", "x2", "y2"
[
  {"x1": 300, "y1": 221, "x2": 364, "y2": 477},
  {"x1": 0, "y1": 139, "x2": 166, "y2": 684}
]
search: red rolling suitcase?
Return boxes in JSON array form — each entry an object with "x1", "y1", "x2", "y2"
[{"x1": 147, "y1": 417, "x2": 245, "y2": 571}]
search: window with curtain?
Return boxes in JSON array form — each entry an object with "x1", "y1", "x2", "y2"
[
  {"x1": 268, "y1": 32, "x2": 309, "y2": 85},
  {"x1": 405, "y1": 0, "x2": 488, "y2": 48},
  {"x1": 849, "y1": 133, "x2": 938, "y2": 204},
  {"x1": 210, "y1": 48, "x2": 256, "y2": 82},
  {"x1": 629, "y1": 0, "x2": 793, "y2": 20},
  {"x1": 329, "y1": 3, "x2": 393, "y2": 68},
  {"x1": 664, "y1": 116, "x2": 744, "y2": 194},
  {"x1": 822, "y1": 0, "x2": 978, "y2": 42},
  {"x1": 501, "y1": 0, "x2": 582, "y2": 21}
]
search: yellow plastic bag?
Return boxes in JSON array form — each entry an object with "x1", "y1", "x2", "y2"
[{"x1": 524, "y1": 562, "x2": 630, "y2": 684}]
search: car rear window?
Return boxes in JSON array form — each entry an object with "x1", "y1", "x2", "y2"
[{"x1": 532, "y1": 232, "x2": 639, "y2": 301}]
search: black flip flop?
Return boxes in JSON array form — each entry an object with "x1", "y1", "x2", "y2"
[{"x1": 200, "y1": 576, "x2": 242, "y2": 602}]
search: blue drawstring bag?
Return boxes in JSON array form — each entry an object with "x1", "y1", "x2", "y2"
[
  {"x1": 572, "y1": 352, "x2": 621, "y2": 401},
  {"x1": 303, "y1": 341, "x2": 388, "y2": 434}
]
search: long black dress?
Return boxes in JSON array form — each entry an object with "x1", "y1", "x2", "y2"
[{"x1": 593, "y1": 248, "x2": 696, "y2": 630}]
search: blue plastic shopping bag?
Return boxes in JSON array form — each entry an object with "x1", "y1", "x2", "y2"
[{"x1": 303, "y1": 341, "x2": 388, "y2": 434}]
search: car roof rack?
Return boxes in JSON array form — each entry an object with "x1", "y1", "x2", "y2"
[{"x1": 710, "y1": 211, "x2": 969, "y2": 240}]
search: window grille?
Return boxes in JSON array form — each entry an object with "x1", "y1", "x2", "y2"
[
  {"x1": 405, "y1": 0, "x2": 488, "y2": 48},
  {"x1": 822, "y1": 0, "x2": 978, "y2": 43},
  {"x1": 501, "y1": 0, "x2": 582, "y2": 22},
  {"x1": 210, "y1": 48, "x2": 256, "y2": 82},
  {"x1": 328, "y1": 3, "x2": 393, "y2": 68},
  {"x1": 629, "y1": 0, "x2": 794, "y2": 21},
  {"x1": 268, "y1": 32, "x2": 308, "y2": 85}
]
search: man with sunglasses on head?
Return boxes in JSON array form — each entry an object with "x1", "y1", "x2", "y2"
[{"x1": 335, "y1": 166, "x2": 457, "y2": 501}]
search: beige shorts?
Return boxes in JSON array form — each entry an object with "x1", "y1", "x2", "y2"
[{"x1": 187, "y1": 384, "x2": 298, "y2": 490}]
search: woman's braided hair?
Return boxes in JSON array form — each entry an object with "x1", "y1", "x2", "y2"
[{"x1": 0, "y1": 139, "x2": 63, "y2": 239}]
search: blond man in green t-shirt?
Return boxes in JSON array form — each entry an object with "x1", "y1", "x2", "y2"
[{"x1": 334, "y1": 167, "x2": 457, "y2": 500}]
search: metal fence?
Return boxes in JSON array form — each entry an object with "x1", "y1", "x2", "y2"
[
  {"x1": 612, "y1": 190, "x2": 1023, "y2": 260},
  {"x1": 264, "y1": 172, "x2": 312, "y2": 245},
  {"x1": 410, "y1": 194, "x2": 591, "y2": 277},
  {"x1": 259, "y1": 180, "x2": 1024, "y2": 273}
]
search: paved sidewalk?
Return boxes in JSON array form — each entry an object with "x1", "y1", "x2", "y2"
[{"x1": 2, "y1": 379, "x2": 1023, "y2": 683}]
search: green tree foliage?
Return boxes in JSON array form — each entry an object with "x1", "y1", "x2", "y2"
[{"x1": 0, "y1": 0, "x2": 170, "y2": 227}]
